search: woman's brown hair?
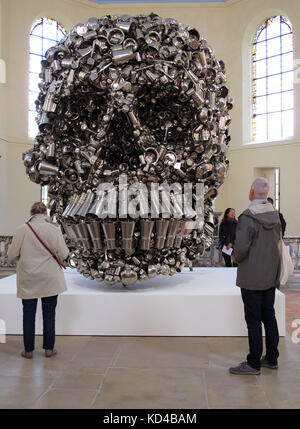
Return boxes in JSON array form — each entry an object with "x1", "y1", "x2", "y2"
[
  {"x1": 30, "y1": 202, "x2": 47, "y2": 215},
  {"x1": 221, "y1": 208, "x2": 235, "y2": 224}
]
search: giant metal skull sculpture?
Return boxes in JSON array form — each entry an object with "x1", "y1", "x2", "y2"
[{"x1": 23, "y1": 14, "x2": 233, "y2": 286}]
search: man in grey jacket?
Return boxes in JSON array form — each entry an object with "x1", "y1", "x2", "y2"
[{"x1": 229, "y1": 178, "x2": 282, "y2": 375}]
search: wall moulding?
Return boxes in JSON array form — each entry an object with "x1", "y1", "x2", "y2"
[
  {"x1": 0, "y1": 136, "x2": 34, "y2": 147},
  {"x1": 70, "y1": 0, "x2": 242, "y2": 11},
  {"x1": 229, "y1": 139, "x2": 300, "y2": 152}
]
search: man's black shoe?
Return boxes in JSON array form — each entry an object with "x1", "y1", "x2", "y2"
[
  {"x1": 229, "y1": 361, "x2": 260, "y2": 375},
  {"x1": 260, "y1": 356, "x2": 278, "y2": 369}
]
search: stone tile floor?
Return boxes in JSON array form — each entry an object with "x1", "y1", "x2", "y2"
[
  {"x1": 0, "y1": 334, "x2": 299, "y2": 409},
  {"x1": 0, "y1": 271, "x2": 299, "y2": 409}
]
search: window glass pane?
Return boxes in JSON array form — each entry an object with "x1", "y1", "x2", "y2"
[
  {"x1": 29, "y1": 72, "x2": 41, "y2": 92},
  {"x1": 282, "y1": 71, "x2": 293, "y2": 91},
  {"x1": 282, "y1": 52, "x2": 293, "y2": 72},
  {"x1": 29, "y1": 54, "x2": 42, "y2": 73},
  {"x1": 43, "y1": 21, "x2": 58, "y2": 40},
  {"x1": 31, "y1": 22, "x2": 42, "y2": 37},
  {"x1": 255, "y1": 41, "x2": 266, "y2": 60},
  {"x1": 281, "y1": 33, "x2": 293, "y2": 53},
  {"x1": 257, "y1": 27, "x2": 266, "y2": 42},
  {"x1": 267, "y1": 74, "x2": 281, "y2": 93},
  {"x1": 267, "y1": 55, "x2": 281, "y2": 75},
  {"x1": 28, "y1": 111, "x2": 38, "y2": 139},
  {"x1": 282, "y1": 110, "x2": 294, "y2": 137},
  {"x1": 281, "y1": 21, "x2": 291, "y2": 36},
  {"x1": 29, "y1": 18, "x2": 66, "y2": 139},
  {"x1": 268, "y1": 112, "x2": 281, "y2": 140},
  {"x1": 282, "y1": 90, "x2": 293, "y2": 110},
  {"x1": 255, "y1": 77, "x2": 266, "y2": 96},
  {"x1": 252, "y1": 16, "x2": 293, "y2": 142},
  {"x1": 256, "y1": 96, "x2": 267, "y2": 114},
  {"x1": 255, "y1": 114, "x2": 267, "y2": 141},
  {"x1": 267, "y1": 37, "x2": 280, "y2": 57},
  {"x1": 255, "y1": 59, "x2": 266, "y2": 78},
  {"x1": 41, "y1": 185, "x2": 48, "y2": 205},
  {"x1": 266, "y1": 17, "x2": 281, "y2": 39},
  {"x1": 29, "y1": 91, "x2": 38, "y2": 111},
  {"x1": 42, "y1": 38, "x2": 57, "y2": 56},
  {"x1": 58, "y1": 29, "x2": 65, "y2": 40},
  {"x1": 267, "y1": 93, "x2": 281, "y2": 112},
  {"x1": 30, "y1": 35, "x2": 42, "y2": 55}
]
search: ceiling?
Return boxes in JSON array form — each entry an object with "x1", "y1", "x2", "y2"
[{"x1": 88, "y1": 0, "x2": 228, "y2": 4}]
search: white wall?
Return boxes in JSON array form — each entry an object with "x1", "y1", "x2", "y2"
[
  {"x1": 0, "y1": 0, "x2": 299, "y2": 235},
  {"x1": 213, "y1": 0, "x2": 300, "y2": 237}
]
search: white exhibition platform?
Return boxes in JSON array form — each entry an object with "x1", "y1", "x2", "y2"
[{"x1": 0, "y1": 267, "x2": 285, "y2": 336}]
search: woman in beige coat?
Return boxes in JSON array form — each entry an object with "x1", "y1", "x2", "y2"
[{"x1": 7, "y1": 202, "x2": 69, "y2": 359}]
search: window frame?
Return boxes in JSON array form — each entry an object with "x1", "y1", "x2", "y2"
[
  {"x1": 29, "y1": 18, "x2": 66, "y2": 205},
  {"x1": 251, "y1": 15, "x2": 294, "y2": 143},
  {"x1": 28, "y1": 17, "x2": 66, "y2": 139},
  {"x1": 41, "y1": 185, "x2": 49, "y2": 206}
]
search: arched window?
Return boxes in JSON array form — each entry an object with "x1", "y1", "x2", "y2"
[
  {"x1": 29, "y1": 18, "x2": 66, "y2": 138},
  {"x1": 41, "y1": 185, "x2": 49, "y2": 206},
  {"x1": 252, "y1": 16, "x2": 294, "y2": 142}
]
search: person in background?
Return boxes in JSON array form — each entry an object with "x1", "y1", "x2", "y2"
[
  {"x1": 7, "y1": 202, "x2": 69, "y2": 359},
  {"x1": 213, "y1": 214, "x2": 220, "y2": 237},
  {"x1": 230, "y1": 178, "x2": 281, "y2": 375},
  {"x1": 219, "y1": 208, "x2": 238, "y2": 267},
  {"x1": 267, "y1": 197, "x2": 287, "y2": 237}
]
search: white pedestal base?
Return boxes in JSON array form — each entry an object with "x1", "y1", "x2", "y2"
[{"x1": 0, "y1": 267, "x2": 285, "y2": 336}]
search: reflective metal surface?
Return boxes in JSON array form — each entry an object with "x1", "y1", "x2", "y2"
[{"x1": 23, "y1": 13, "x2": 233, "y2": 286}]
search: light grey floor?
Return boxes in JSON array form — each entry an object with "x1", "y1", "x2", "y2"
[{"x1": 0, "y1": 334, "x2": 299, "y2": 409}]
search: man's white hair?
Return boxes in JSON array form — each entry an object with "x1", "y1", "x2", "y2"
[{"x1": 251, "y1": 177, "x2": 269, "y2": 199}]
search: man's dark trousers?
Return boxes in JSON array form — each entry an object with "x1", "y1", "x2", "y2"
[
  {"x1": 241, "y1": 287, "x2": 279, "y2": 370},
  {"x1": 22, "y1": 295, "x2": 58, "y2": 352}
]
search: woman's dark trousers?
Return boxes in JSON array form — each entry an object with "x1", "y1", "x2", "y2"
[
  {"x1": 241, "y1": 287, "x2": 279, "y2": 370},
  {"x1": 222, "y1": 252, "x2": 238, "y2": 267},
  {"x1": 22, "y1": 295, "x2": 58, "y2": 352}
]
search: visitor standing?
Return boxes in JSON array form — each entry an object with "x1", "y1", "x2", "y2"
[
  {"x1": 267, "y1": 197, "x2": 287, "y2": 237},
  {"x1": 7, "y1": 202, "x2": 69, "y2": 359},
  {"x1": 219, "y1": 208, "x2": 238, "y2": 267},
  {"x1": 230, "y1": 178, "x2": 281, "y2": 375}
]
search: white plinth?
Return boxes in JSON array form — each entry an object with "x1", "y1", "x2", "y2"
[{"x1": 0, "y1": 268, "x2": 285, "y2": 336}]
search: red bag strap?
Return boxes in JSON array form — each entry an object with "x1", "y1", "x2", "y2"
[{"x1": 26, "y1": 222, "x2": 66, "y2": 270}]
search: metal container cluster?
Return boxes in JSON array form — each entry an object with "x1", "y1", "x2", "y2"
[{"x1": 23, "y1": 13, "x2": 233, "y2": 286}]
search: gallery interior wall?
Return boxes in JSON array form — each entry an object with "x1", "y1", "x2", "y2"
[{"x1": 0, "y1": 0, "x2": 299, "y2": 236}]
